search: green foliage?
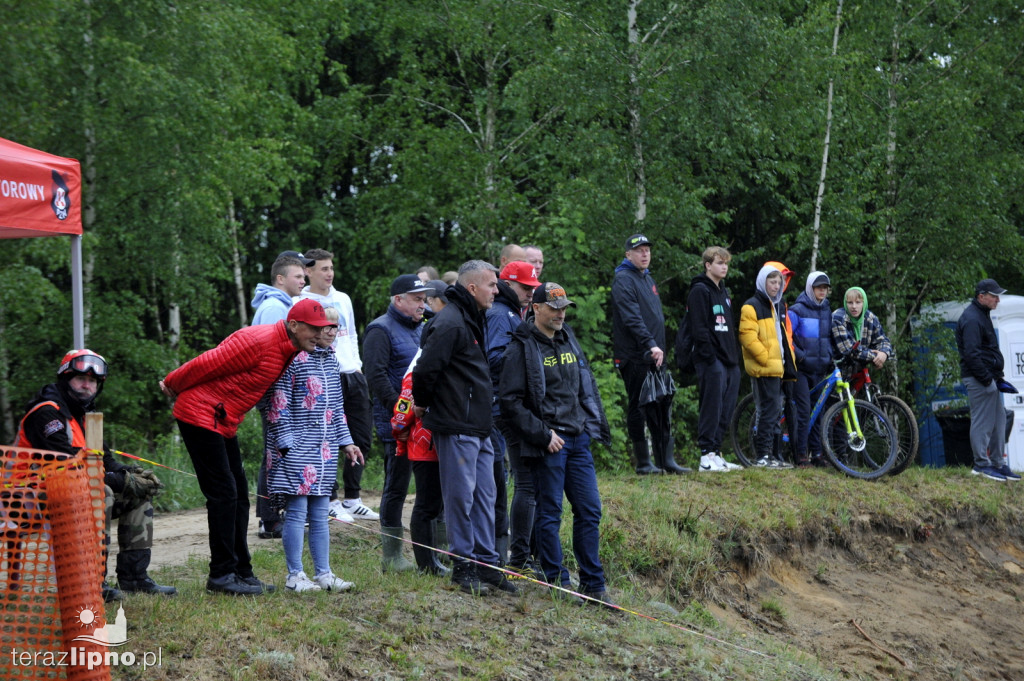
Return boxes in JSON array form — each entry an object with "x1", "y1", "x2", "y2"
[{"x1": 2, "y1": 0, "x2": 1023, "y2": 447}]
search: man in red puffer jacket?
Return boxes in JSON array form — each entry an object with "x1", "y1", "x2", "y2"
[{"x1": 160, "y1": 298, "x2": 331, "y2": 595}]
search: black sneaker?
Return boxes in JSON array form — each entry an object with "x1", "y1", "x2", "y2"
[
  {"x1": 580, "y1": 589, "x2": 619, "y2": 610},
  {"x1": 237, "y1": 574, "x2": 276, "y2": 593},
  {"x1": 206, "y1": 574, "x2": 262, "y2": 596},
  {"x1": 450, "y1": 560, "x2": 490, "y2": 596},
  {"x1": 102, "y1": 583, "x2": 123, "y2": 602},
  {"x1": 258, "y1": 519, "x2": 283, "y2": 539},
  {"x1": 119, "y1": 577, "x2": 177, "y2": 596},
  {"x1": 507, "y1": 561, "x2": 546, "y2": 582},
  {"x1": 479, "y1": 565, "x2": 520, "y2": 594}
]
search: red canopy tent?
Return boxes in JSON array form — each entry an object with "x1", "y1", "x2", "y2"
[{"x1": 0, "y1": 136, "x2": 85, "y2": 347}]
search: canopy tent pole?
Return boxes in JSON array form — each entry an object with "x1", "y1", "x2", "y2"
[{"x1": 71, "y1": 234, "x2": 85, "y2": 348}]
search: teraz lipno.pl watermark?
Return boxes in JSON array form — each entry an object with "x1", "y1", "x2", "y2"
[{"x1": 9, "y1": 603, "x2": 162, "y2": 671}]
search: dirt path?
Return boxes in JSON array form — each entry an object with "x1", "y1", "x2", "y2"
[{"x1": 116, "y1": 493, "x2": 394, "y2": 571}]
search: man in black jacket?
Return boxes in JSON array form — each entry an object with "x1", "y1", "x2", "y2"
[
  {"x1": 500, "y1": 283, "x2": 616, "y2": 606},
  {"x1": 956, "y1": 279, "x2": 1020, "y2": 481},
  {"x1": 612, "y1": 233, "x2": 688, "y2": 474},
  {"x1": 412, "y1": 260, "x2": 517, "y2": 596}
]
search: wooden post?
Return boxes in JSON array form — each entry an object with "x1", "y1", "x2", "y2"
[{"x1": 84, "y1": 412, "x2": 103, "y2": 451}]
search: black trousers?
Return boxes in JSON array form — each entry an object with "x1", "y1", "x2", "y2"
[
  {"x1": 177, "y1": 420, "x2": 252, "y2": 579},
  {"x1": 379, "y1": 441, "x2": 411, "y2": 527},
  {"x1": 618, "y1": 359, "x2": 672, "y2": 450},
  {"x1": 338, "y1": 371, "x2": 373, "y2": 500}
]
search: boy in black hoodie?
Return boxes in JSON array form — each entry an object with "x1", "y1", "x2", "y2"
[{"x1": 687, "y1": 247, "x2": 743, "y2": 472}]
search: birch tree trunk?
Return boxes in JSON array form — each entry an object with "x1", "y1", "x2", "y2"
[
  {"x1": 227, "y1": 202, "x2": 248, "y2": 328},
  {"x1": 627, "y1": 0, "x2": 647, "y2": 225},
  {"x1": 884, "y1": 1, "x2": 902, "y2": 387},
  {"x1": 810, "y1": 0, "x2": 844, "y2": 273}
]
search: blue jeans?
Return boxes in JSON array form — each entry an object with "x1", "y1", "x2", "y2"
[
  {"x1": 283, "y1": 495, "x2": 330, "y2": 577},
  {"x1": 434, "y1": 433, "x2": 498, "y2": 564},
  {"x1": 531, "y1": 432, "x2": 605, "y2": 592}
]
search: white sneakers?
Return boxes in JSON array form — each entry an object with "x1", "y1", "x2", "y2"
[
  {"x1": 286, "y1": 570, "x2": 354, "y2": 593},
  {"x1": 286, "y1": 571, "x2": 322, "y2": 593},
  {"x1": 314, "y1": 572, "x2": 354, "y2": 592},
  {"x1": 699, "y1": 452, "x2": 742, "y2": 472},
  {"x1": 342, "y1": 498, "x2": 380, "y2": 521},
  {"x1": 328, "y1": 499, "x2": 355, "y2": 523}
]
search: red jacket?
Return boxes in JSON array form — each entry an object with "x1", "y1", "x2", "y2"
[
  {"x1": 391, "y1": 369, "x2": 437, "y2": 462},
  {"x1": 164, "y1": 321, "x2": 297, "y2": 437}
]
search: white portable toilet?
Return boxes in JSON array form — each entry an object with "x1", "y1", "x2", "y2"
[
  {"x1": 914, "y1": 295, "x2": 1024, "y2": 471},
  {"x1": 992, "y1": 295, "x2": 1024, "y2": 471}
]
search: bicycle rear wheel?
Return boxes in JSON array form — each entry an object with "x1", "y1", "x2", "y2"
[
  {"x1": 874, "y1": 395, "x2": 919, "y2": 476},
  {"x1": 821, "y1": 399, "x2": 897, "y2": 480},
  {"x1": 727, "y1": 393, "x2": 757, "y2": 467}
]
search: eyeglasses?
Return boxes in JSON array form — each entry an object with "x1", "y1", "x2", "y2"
[{"x1": 320, "y1": 325, "x2": 339, "y2": 334}]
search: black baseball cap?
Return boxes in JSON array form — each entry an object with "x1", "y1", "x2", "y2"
[
  {"x1": 390, "y1": 274, "x2": 434, "y2": 296},
  {"x1": 976, "y1": 278, "x2": 1007, "y2": 296},
  {"x1": 278, "y1": 250, "x2": 315, "y2": 267},
  {"x1": 625, "y1": 233, "x2": 653, "y2": 251}
]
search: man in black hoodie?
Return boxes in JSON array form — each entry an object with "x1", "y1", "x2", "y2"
[
  {"x1": 687, "y1": 246, "x2": 743, "y2": 472},
  {"x1": 500, "y1": 283, "x2": 615, "y2": 607},
  {"x1": 413, "y1": 260, "x2": 517, "y2": 596},
  {"x1": 612, "y1": 233, "x2": 688, "y2": 474},
  {"x1": 15, "y1": 350, "x2": 176, "y2": 600}
]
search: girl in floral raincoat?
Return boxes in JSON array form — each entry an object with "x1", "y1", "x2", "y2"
[{"x1": 266, "y1": 307, "x2": 363, "y2": 592}]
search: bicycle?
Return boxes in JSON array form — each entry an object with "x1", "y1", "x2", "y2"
[
  {"x1": 729, "y1": 364, "x2": 899, "y2": 479},
  {"x1": 845, "y1": 362, "x2": 919, "y2": 476}
]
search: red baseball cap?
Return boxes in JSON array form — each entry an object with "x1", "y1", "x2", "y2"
[
  {"x1": 500, "y1": 261, "x2": 541, "y2": 288},
  {"x1": 287, "y1": 298, "x2": 334, "y2": 327}
]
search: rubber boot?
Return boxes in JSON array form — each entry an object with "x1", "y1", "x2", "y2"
[
  {"x1": 633, "y1": 439, "x2": 664, "y2": 475},
  {"x1": 432, "y1": 518, "x2": 451, "y2": 566},
  {"x1": 381, "y1": 526, "x2": 416, "y2": 573},
  {"x1": 655, "y1": 436, "x2": 691, "y2": 475},
  {"x1": 495, "y1": 534, "x2": 509, "y2": 567},
  {"x1": 116, "y1": 549, "x2": 177, "y2": 595},
  {"x1": 410, "y1": 517, "x2": 447, "y2": 576}
]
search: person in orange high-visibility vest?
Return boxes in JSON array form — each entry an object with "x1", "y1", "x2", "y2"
[{"x1": 17, "y1": 350, "x2": 175, "y2": 600}]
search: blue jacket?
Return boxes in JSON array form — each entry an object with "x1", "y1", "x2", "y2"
[
  {"x1": 251, "y1": 284, "x2": 293, "y2": 325},
  {"x1": 611, "y1": 259, "x2": 666, "y2": 362},
  {"x1": 485, "y1": 281, "x2": 524, "y2": 417},
  {"x1": 363, "y1": 304, "x2": 424, "y2": 441},
  {"x1": 788, "y1": 290, "x2": 833, "y2": 375}
]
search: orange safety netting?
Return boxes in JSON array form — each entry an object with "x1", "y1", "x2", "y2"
[{"x1": 1, "y1": 446, "x2": 109, "y2": 681}]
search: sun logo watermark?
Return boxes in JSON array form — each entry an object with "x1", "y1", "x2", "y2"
[{"x1": 9, "y1": 603, "x2": 162, "y2": 671}]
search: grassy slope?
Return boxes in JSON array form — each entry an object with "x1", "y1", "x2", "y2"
[{"x1": 115, "y1": 467, "x2": 1024, "y2": 681}]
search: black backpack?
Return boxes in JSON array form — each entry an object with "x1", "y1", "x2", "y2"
[{"x1": 674, "y1": 310, "x2": 695, "y2": 374}]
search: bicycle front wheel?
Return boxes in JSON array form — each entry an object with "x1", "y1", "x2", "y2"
[
  {"x1": 821, "y1": 398, "x2": 897, "y2": 480},
  {"x1": 875, "y1": 395, "x2": 919, "y2": 476},
  {"x1": 728, "y1": 392, "x2": 757, "y2": 467}
]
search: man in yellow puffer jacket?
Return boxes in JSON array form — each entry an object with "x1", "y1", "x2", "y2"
[{"x1": 739, "y1": 265, "x2": 797, "y2": 468}]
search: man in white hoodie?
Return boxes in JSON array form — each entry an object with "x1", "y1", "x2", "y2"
[{"x1": 298, "y1": 248, "x2": 379, "y2": 522}]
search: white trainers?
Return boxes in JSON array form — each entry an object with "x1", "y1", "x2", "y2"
[
  {"x1": 285, "y1": 571, "x2": 322, "y2": 593},
  {"x1": 314, "y1": 572, "x2": 354, "y2": 592},
  {"x1": 699, "y1": 454, "x2": 726, "y2": 472},
  {"x1": 713, "y1": 453, "x2": 743, "y2": 471},
  {"x1": 328, "y1": 499, "x2": 355, "y2": 523},
  {"x1": 342, "y1": 498, "x2": 380, "y2": 521}
]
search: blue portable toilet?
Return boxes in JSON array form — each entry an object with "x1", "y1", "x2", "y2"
[{"x1": 913, "y1": 295, "x2": 1024, "y2": 470}]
